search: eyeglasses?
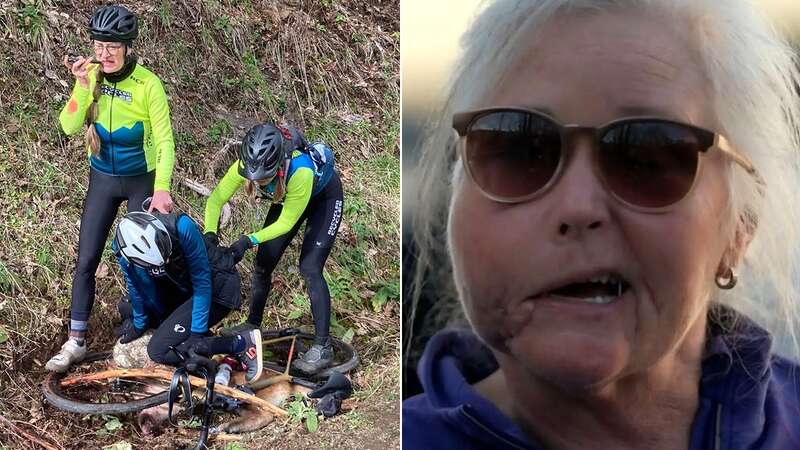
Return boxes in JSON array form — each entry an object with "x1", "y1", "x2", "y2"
[
  {"x1": 452, "y1": 107, "x2": 756, "y2": 211},
  {"x1": 93, "y1": 42, "x2": 124, "y2": 55}
]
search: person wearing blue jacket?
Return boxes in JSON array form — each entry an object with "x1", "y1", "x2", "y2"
[
  {"x1": 112, "y1": 209, "x2": 263, "y2": 382},
  {"x1": 403, "y1": 0, "x2": 800, "y2": 449},
  {"x1": 404, "y1": 308, "x2": 800, "y2": 449}
]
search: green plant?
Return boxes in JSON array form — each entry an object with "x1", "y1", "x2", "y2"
[
  {"x1": 351, "y1": 31, "x2": 367, "y2": 44},
  {"x1": 329, "y1": 311, "x2": 354, "y2": 344},
  {"x1": 285, "y1": 394, "x2": 319, "y2": 433},
  {"x1": 365, "y1": 154, "x2": 400, "y2": 194},
  {"x1": 175, "y1": 131, "x2": 198, "y2": 149},
  {"x1": 35, "y1": 243, "x2": 52, "y2": 271},
  {"x1": 287, "y1": 294, "x2": 310, "y2": 320},
  {"x1": 207, "y1": 119, "x2": 232, "y2": 144},
  {"x1": 179, "y1": 417, "x2": 202, "y2": 429},
  {"x1": 0, "y1": 260, "x2": 20, "y2": 293},
  {"x1": 157, "y1": 1, "x2": 172, "y2": 27},
  {"x1": 345, "y1": 411, "x2": 368, "y2": 430},
  {"x1": 325, "y1": 269, "x2": 359, "y2": 304},
  {"x1": 200, "y1": 26, "x2": 213, "y2": 43},
  {"x1": 95, "y1": 415, "x2": 123, "y2": 436},
  {"x1": 17, "y1": 2, "x2": 45, "y2": 40},
  {"x1": 371, "y1": 280, "x2": 399, "y2": 312},
  {"x1": 214, "y1": 16, "x2": 232, "y2": 33},
  {"x1": 102, "y1": 442, "x2": 132, "y2": 450}
]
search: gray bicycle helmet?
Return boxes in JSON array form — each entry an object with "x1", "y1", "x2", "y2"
[
  {"x1": 89, "y1": 5, "x2": 138, "y2": 43},
  {"x1": 114, "y1": 212, "x2": 171, "y2": 269},
  {"x1": 238, "y1": 123, "x2": 287, "y2": 181}
]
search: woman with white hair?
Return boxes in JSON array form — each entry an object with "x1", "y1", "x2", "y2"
[{"x1": 403, "y1": 0, "x2": 800, "y2": 448}]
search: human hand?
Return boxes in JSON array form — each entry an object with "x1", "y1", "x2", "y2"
[
  {"x1": 182, "y1": 333, "x2": 207, "y2": 354},
  {"x1": 228, "y1": 235, "x2": 253, "y2": 263},
  {"x1": 203, "y1": 232, "x2": 219, "y2": 248},
  {"x1": 119, "y1": 322, "x2": 147, "y2": 344},
  {"x1": 114, "y1": 318, "x2": 135, "y2": 337},
  {"x1": 63, "y1": 55, "x2": 93, "y2": 89},
  {"x1": 148, "y1": 190, "x2": 173, "y2": 213}
]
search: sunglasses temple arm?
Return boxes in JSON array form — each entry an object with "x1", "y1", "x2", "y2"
[{"x1": 716, "y1": 135, "x2": 757, "y2": 176}]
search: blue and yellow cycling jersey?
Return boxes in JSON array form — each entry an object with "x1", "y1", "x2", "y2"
[
  {"x1": 59, "y1": 63, "x2": 175, "y2": 191},
  {"x1": 204, "y1": 150, "x2": 323, "y2": 244}
]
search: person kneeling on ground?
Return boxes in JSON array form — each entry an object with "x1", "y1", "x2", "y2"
[{"x1": 113, "y1": 208, "x2": 263, "y2": 382}]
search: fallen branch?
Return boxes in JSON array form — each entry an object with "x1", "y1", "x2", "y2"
[
  {"x1": 60, "y1": 368, "x2": 287, "y2": 417},
  {"x1": 0, "y1": 414, "x2": 62, "y2": 450},
  {"x1": 207, "y1": 139, "x2": 240, "y2": 181},
  {"x1": 182, "y1": 178, "x2": 232, "y2": 228},
  {"x1": 213, "y1": 433, "x2": 243, "y2": 441}
]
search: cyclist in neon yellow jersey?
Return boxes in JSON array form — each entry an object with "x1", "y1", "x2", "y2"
[
  {"x1": 47, "y1": 5, "x2": 176, "y2": 373},
  {"x1": 204, "y1": 123, "x2": 343, "y2": 375}
]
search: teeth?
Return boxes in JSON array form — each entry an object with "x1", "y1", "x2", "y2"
[
  {"x1": 579, "y1": 296, "x2": 615, "y2": 304},
  {"x1": 553, "y1": 295, "x2": 619, "y2": 305},
  {"x1": 588, "y1": 274, "x2": 619, "y2": 284}
]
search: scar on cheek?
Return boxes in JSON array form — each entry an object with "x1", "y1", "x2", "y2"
[{"x1": 67, "y1": 99, "x2": 78, "y2": 113}]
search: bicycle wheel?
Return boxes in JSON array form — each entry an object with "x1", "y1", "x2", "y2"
[
  {"x1": 261, "y1": 330, "x2": 359, "y2": 380},
  {"x1": 42, "y1": 351, "x2": 170, "y2": 415}
]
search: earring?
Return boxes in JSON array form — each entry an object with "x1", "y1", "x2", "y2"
[{"x1": 715, "y1": 267, "x2": 737, "y2": 290}]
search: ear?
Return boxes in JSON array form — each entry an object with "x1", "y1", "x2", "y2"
[{"x1": 717, "y1": 211, "x2": 756, "y2": 276}]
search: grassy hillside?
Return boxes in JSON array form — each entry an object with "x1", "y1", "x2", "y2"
[{"x1": 0, "y1": 0, "x2": 399, "y2": 448}]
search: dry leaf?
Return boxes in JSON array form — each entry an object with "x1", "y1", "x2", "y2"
[{"x1": 96, "y1": 263, "x2": 109, "y2": 278}]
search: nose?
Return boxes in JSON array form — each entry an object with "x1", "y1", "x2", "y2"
[{"x1": 545, "y1": 137, "x2": 610, "y2": 241}]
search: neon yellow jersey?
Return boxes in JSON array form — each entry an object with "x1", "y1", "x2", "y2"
[
  {"x1": 204, "y1": 152, "x2": 315, "y2": 244},
  {"x1": 59, "y1": 63, "x2": 175, "y2": 191}
]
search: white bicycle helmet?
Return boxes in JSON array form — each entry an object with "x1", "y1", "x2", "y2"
[{"x1": 114, "y1": 212, "x2": 171, "y2": 268}]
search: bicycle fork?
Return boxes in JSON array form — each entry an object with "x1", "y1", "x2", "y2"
[{"x1": 167, "y1": 346, "x2": 218, "y2": 450}]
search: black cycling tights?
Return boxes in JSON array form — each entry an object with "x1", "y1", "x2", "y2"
[
  {"x1": 119, "y1": 298, "x2": 240, "y2": 366},
  {"x1": 248, "y1": 172, "x2": 344, "y2": 345},
  {"x1": 70, "y1": 169, "x2": 154, "y2": 323}
]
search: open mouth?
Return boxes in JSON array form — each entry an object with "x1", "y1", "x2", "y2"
[{"x1": 541, "y1": 273, "x2": 631, "y2": 305}]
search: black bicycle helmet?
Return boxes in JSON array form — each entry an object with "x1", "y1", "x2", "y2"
[
  {"x1": 89, "y1": 5, "x2": 138, "y2": 43},
  {"x1": 238, "y1": 123, "x2": 287, "y2": 181}
]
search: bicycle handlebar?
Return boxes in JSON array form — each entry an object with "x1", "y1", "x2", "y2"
[{"x1": 185, "y1": 350, "x2": 218, "y2": 377}]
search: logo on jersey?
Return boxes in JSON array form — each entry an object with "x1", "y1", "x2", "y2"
[
  {"x1": 147, "y1": 266, "x2": 167, "y2": 277},
  {"x1": 174, "y1": 324, "x2": 186, "y2": 333},
  {"x1": 246, "y1": 347, "x2": 258, "y2": 359},
  {"x1": 100, "y1": 84, "x2": 133, "y2": 103}
]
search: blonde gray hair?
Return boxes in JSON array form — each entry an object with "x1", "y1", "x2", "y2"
[{"x1": 409, "y1": 0, "x2": 800, "y2": 360}]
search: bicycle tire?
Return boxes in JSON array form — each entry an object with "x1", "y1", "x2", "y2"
[
  {"x1": 260, "y1": 330, "x2": 359, "y2": 380},
  {"x1": 42, "y1": 351, "x2": 170, "y2": 415}
]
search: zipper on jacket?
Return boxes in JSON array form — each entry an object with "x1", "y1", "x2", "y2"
[
  {"x1": 461, "y1": 407, "x2": 527, "y2": 450},
  {"x1": 110, "y1": 81, "x2": 116, "y2": 174},
  {"x1": 714, "y1": 403, "x2": 722, "y2": 450}
]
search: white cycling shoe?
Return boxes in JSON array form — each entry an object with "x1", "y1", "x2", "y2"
[{"x1": 45, "y1": 339, "x2": 87, "y2": 373}]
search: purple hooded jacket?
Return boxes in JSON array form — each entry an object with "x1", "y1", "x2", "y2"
[{"x1": 403, "y1": 310, "x2": 800, "y2": 449}]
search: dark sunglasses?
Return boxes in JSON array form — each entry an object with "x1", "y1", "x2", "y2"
[{"x1": 453, "y1": 108, "x2": 756, "y2": 211}]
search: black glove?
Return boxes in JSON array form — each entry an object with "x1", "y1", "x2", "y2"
[
  {"x1": 228, "y1": 235, "x2": 253, "y2": 263},
  {"x1": 119, "y1": 322, "x2": 146, "y2": 344},
  {"x1": 315, "y1": 393, "x2": 342, "y2": 418},
  {"x1": 308, "y1": 372, "x2": 353, "y2": 400},
  {"x1": 114, "y1": 317, "x2": 134, "y2": 337},
  {"x1": 203, "y1": 232, "x2": 219, "y2": 248},
  {"x1": 182, "y1": 333, "x2": 208, "y2": 355}
]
